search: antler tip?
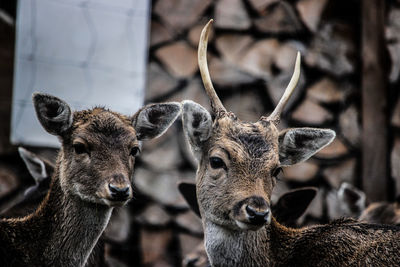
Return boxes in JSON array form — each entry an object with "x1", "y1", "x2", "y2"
[
  {"x1": 295, "y1": 51, "x2": 301, "y2": 67},
  {"x1": 264, "y1": 51, "x2": 301, "y2": 123}
]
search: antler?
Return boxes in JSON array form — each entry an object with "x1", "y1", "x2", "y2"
[
  {"x1": 198, "y1": 19, "x2": 227, "y2": 116},
  {"x1": 265, "y1": 51, "x2": 301, "y2": 124}
]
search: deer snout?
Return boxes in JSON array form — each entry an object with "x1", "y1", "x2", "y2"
[
  {"x1": 108, "y1": 183, "x2": 130, "y2": 200},
  {"x1": 245, "y1": 205, "x2": 270, "y2": 225},
  {"x1": 105, "y1": 174, "x2": 132, "y2": 204},
  {"x1": 233, "y1": 196, "x2": 271, "y2": 230}
]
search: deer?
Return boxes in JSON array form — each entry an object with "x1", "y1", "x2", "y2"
[
  {"x1": 0, "y1": 93, "x2": 181, "y2": 267},
  {"x1": 359, "y1": 198, "x2": 400, "y2": 225},
  {"x1": 330, "y1": 182, "x2": 400, "y2": 225},
  {"x1": 179, "y1": 183, "x2": 317, "y2": 267},
  {"x1": 181, "y1": 19, "x2": 400, "y2": 267},
  {"x1": 327, "y1": 182, "x2": 367, "y2": 221}
]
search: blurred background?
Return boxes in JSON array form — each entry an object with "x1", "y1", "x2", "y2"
[{"x1": 0, "y1": 0, "x2": 399, "y2": 266}]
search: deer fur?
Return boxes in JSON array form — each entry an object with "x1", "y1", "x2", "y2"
[
  {"x1": 181, "y1": 20, "x2": 400, "y2": 267},
  {"x1": 359, "y1": 200, "x2": 400, "y2": 225},
  {"x1": 0, "y1": 93, "x2": 180, "y2": 267}
]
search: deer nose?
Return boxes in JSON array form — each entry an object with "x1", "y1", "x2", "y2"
[
  {"x1": 108, "y1": 183, "x2": 130, "y2": 201},
  {"x1": 245, "y1": 205, "x2": 270, "y2": 225}
]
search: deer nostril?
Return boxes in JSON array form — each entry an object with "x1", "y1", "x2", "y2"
[
  {"x1": 245, "y1": 205, "x2": 270, "y2": 225},
  {"x1": 186, "y1": 258, "x2": 199, "y2": 267},
  {"x1": 246, "y1": 205, "x2": 256, "y2": 218},
  {"x1": 108, "y1": 183, "x2": 130, "y2": 200}
]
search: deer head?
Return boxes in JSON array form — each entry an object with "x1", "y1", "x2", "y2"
[
  {"x1": 33, "y1": 93, "x2": 181, "y2": 207},
  {"x1": 182, "y1": 20, "x2": 335, "y2": 231}
]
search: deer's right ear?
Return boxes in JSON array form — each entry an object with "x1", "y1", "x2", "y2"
[
  {"x1": 33, "y1": 93, "x2": 73, "y2": 136},
  {"x1": 182, "y1": 100, "x2": 212, "y2": 158},
  {"x1": 278, "y1": 128, "x2": 335, "y2": 166},
  {"x1": 18, "y1": 147, "x2": 53, "y2": 184},
  {"x1": 132, "y1": 102, "x2": 181, "y2": 140},
  {"x1": 273, "y1": 187, "x2": 317, "y2": 224}
]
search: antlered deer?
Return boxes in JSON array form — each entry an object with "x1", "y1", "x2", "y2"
[
  {"x1": 181, "y1": 20, "x2": 400, "y2": 267},
  {"x1": 0, "y1": 93, "x2": 181, "y2": 267}
]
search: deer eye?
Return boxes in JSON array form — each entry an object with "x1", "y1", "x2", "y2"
[
  {"x1": 130, "y1": 147, "x2": 140, "y2": 157},
  {"x1": 272, "y1": 167, "x2": 283, "y2": 179},
  {"x1": 73, "y1": 142, "x2": 88, "y2": 155},
  {"x1": 209, "y1": 156, "x2": 226, "y2": 169}
]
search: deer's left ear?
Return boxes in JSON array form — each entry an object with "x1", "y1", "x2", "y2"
[
  {"x1": 132, "y1": 102, "x2": 181, "y2": 140},
  {"x1": 278, "y1": 128, "x2": 335, "y2": 166}
]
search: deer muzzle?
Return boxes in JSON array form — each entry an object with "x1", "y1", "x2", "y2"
[
  {"x1": 232, "y1": 196, "x2": 271, "y2": 230},
  {"x1": 104, "y1": 174, "x2": 132, "y2": 205}
]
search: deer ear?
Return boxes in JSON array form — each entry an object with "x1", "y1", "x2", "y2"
[
  {"x1": 132, "y1": 102, "x2": 181, "y2": 140},
  {"x1": 178, "y1": 182, "x2": 201, "y2": 218},
  {"x1": 33, "y1": 93, "x2": 73, "y2": 136},
  {"x1": 18, "y1": 147, "x2": 53, "y2": 184},
  {"x1": 273, "y1": 187, "x2": 317, "y2": 225},
  {"x1": 182, "y1": 100, "x2": 212, "y2": 159},
  {"x1": 278, "y1": 128, "x2": 335, "y2": 166},
  {"x1": 338, "y1": 182, "x2": 366, "y2": 215}
]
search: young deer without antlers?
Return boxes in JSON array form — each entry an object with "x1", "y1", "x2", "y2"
[
  {"x1": 330, "y1": 182, "x2": 400, "y2": 225},
  {"x1": 0, "y1": 93, "x2": 180, "y2": 267},
  {"x1": 181, "y1": 19, "x2": 400, "y2": 267}
]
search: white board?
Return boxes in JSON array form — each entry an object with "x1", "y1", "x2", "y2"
[{"x1": 11, "y1": 0, "x2": 150, "y2": 147}]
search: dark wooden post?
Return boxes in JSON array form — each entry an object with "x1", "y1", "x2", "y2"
[{"x1": 361, "y1": 0, "x2": 388, "y2": 202}]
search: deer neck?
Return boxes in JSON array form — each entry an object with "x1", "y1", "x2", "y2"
[
  {"x1": 203, "y1": 217, "x2": 299, "y2": 267},
  {"x1": 17, "y1": 167, "x2": 112, "y2": 267}
]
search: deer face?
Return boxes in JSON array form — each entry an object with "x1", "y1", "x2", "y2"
[
  {"x1": 33, "y1": 93, "x2": 180, "y2": 207},
  {"x1": 196, "y1": 116, "x2": 280, "y2": 230},
  {"x1": 182, "y1": 20, "x2": 335, "y2": 231}
]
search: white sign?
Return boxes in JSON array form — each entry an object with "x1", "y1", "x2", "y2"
[{"x1": 11, "y1": 0, "x2": 150, "y2": 147}]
